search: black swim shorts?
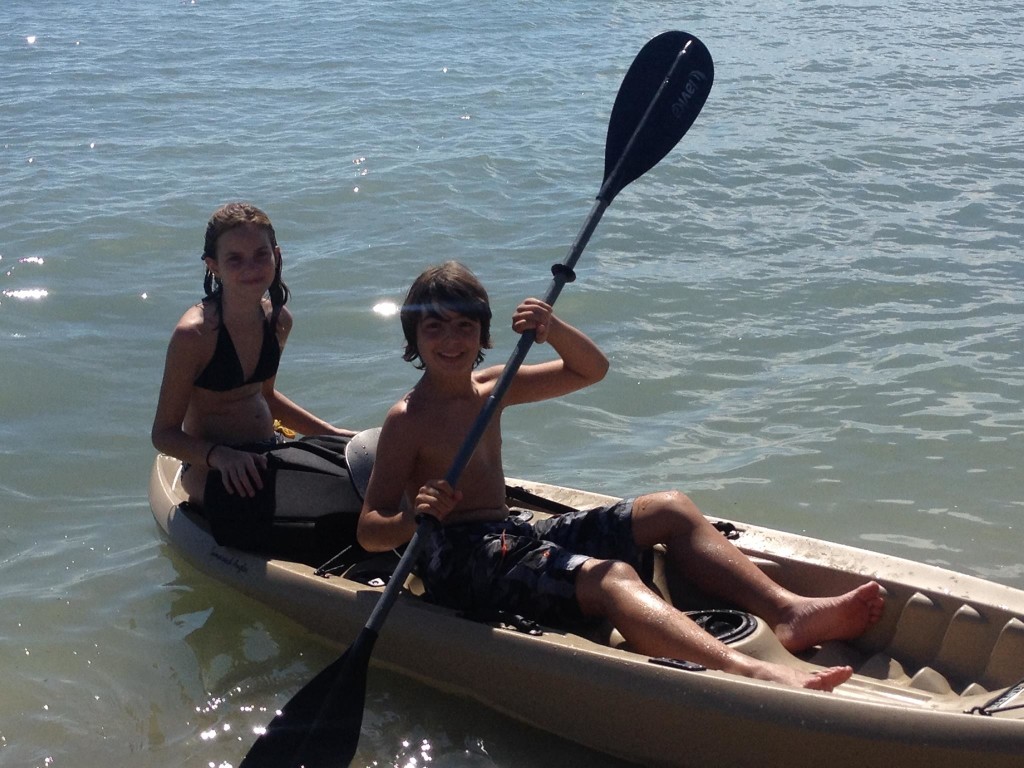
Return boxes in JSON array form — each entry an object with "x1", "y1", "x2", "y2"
[{"x1": 416, "y1": 498, "x2": 651, "y2": 627}]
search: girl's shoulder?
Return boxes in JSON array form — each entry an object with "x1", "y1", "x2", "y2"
[
  {"x1": 269, "y1": 300, "x2": 294, "y2": 331},
  {"x1": 169, "y1": 301, "x2": 218, "y2": 350}
]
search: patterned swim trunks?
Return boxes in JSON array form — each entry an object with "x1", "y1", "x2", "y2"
[{"x1": 415, "y1": 498, "x2": 651, "y2": 627}]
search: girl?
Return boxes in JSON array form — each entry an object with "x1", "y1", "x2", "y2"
[{"x1": 152, "y1": 202, "x2": 354, "y2": 504}]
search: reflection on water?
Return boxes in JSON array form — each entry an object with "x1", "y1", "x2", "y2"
[
  {"x1": 161, "y1": 553, "x2": 634, "y2": 767},
  {"x1": 2, "y1": 0, "x2": 1023, "y2": 765}
]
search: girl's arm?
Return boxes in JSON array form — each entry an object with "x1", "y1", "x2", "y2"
[
  {"x1": 151, "y1": 323, "x2": 216, "y2": 466},
  {"x1": 263, "y1": 384, "x2": 357, "y2": 437},
  {"x1": 264, "y1": 308, "x2": 356, "y2": 437}
]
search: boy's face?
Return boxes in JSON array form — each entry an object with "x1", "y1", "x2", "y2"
[{"x1": 416, "y1": 308, "x2": 482, "y2": 372}]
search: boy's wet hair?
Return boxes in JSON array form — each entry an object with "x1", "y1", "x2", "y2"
[
  {"x1": 401, "y1": 261, "x2": 493, "y2": 369},
  {"x1": 200, "y1": 202, "x2": 290, "y2": 315}
]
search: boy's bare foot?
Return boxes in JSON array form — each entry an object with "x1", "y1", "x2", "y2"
[
  {"x1": 737, "y1": 657, "x2": 854, "y2": 691},
  {"x1": 774, "y1": 581, "x2": 885, "y2": 653},
  {"x1": 800, "y1": 665, "x2": 854, "y2": 691}
]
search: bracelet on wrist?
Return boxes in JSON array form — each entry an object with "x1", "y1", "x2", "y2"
[{"x1": 205, "y1": 443, "x2": 220, "y2": 469}]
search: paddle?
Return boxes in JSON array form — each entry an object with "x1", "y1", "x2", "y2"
[{"x1": 240, "y1": 30, "x2": 713, "y2": 768}]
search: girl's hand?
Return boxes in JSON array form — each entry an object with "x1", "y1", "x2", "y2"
[
  {"x1": 512, "y1": 298, "x2": 555, "y2": 343},
  {"x1": 414, "y1": 479, "x2": 462, "y2": 523},
  {"x1": 208, "y1": 446, "x2": 268, "y2": 498}
]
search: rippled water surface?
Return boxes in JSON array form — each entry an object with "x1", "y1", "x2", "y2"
[{"x1": 2, "y1": 1, "x2": 1023, "y2": 766}]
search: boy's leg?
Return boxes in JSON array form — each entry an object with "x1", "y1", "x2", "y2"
[
  {"x1": 573, "y1": 557, "x2": 854, "y2": 690},
  {"x1": 629, "y1": 491, "x2": 883, "y2": 652}
]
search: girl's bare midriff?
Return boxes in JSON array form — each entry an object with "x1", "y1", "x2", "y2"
[{"x1": 184, "y1": 384, "x2": 275, "y2": 445}]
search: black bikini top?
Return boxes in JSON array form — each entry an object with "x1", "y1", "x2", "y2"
[{"x1": 193, "y1": 312, "x2": 282, "y2": 392}]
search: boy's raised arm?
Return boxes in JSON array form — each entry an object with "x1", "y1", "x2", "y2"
[{"x1": 500, "y1": 298, "x2": 609, "y2": 405}]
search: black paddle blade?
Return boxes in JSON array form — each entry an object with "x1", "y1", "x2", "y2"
[
  {"x1": 602, "y1": 31, "x2": 713, "y2": 203},
  {"x1": 240, "y1": 629, "x2": 377, "y2": 768}
]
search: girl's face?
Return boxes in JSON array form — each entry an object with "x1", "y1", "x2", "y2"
[
  {"x1": 206, "y1": 223, "x2": 279, "y2": 296},
  {"x1": 416, "y1": 308, "x2": 482, "y2": 373}
]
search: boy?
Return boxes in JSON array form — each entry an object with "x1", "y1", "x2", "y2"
[{"x1": 358, "y1": 261, "x2": 883, "y2": 690}]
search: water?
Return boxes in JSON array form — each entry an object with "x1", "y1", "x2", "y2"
[{"x1": 2, "y1": 0, "x2": 1022, "y2": 765}]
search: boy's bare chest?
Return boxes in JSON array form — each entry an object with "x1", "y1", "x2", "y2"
[{"x1": 414, "y1": 400, "x2": 502, "y2": 481}]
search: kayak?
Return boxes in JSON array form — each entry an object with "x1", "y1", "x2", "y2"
[{"x1": 149, "y1": 433, "x2": 1024, "y2": 768}]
